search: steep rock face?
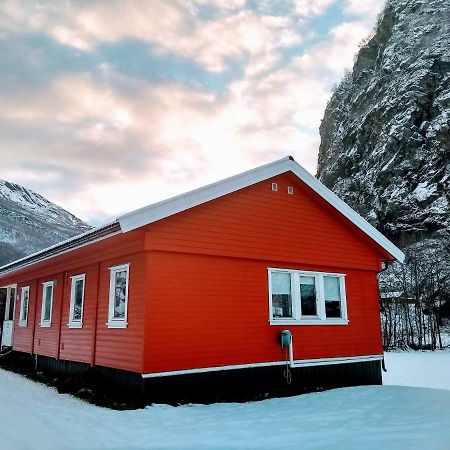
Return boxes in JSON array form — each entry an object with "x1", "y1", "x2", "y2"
[
  {"x1": 317, "y1": 0, "x2": 450, "y2": 245},
  {"x1": 0, "y1": 180, "x2": 92, "y2": 266}
]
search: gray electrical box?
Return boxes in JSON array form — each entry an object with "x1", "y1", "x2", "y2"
[{"x1": 280, "y1": 330, "x2": 292, "y2": 348}]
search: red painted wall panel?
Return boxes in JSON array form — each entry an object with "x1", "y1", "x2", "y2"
[
  {"x1": 142, "y1": 174, "x2": 386, "y2": 373},
  {"x1": 143, "y1": 252, "x2": 382, "y2": 373},
  {"x1": 93, "y1": 253, "x2": 147, "y2": 373},
  {"x1": 58, "y1": 264, "x2": 99, "y2": 364},
  {"x1": 144, "y1": 173, "x2": 391, "y2": 271},
  {"x1": 33, "y1": 273, "x2": 64, "y2": 358},
  {"x1": 3, "y1": 230, "x2": 148, "y2": 373},
  {"x1": 12, "y1": 279, "x2": 37, "y2": 353}
]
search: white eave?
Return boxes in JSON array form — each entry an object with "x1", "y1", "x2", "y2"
[{"x1": 118, "y1": 156, "x2": 405, "y2": 263}]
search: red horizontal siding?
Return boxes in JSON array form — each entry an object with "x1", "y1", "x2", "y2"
[
  {"x1": 94, "y1": 253, "x2": 146, "y2": 373},
  {"x1": 12, "y1": 279, "x2": 37, "y2": 354},
  {"x1": 145, "y1": 173, "x2": 389, "y2": 271},
  {"x1": 33, "y1": 273, "x2": 63, "y2": 358},
  {"x1": 144, "y1": 252, "x2": 382, "y2": 373},
  {"x1": 143, "y1": 174, "x2": 386, "y2": 373},
  {"x1": 58, "y1": 264, "x2": 99, "y2": 364},
  {"x1": 6, "y1": 230, "x2": 148, "y2": 373}
]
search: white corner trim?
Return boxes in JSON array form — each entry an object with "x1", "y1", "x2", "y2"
[
  {"x1": 117, "y1": 156, "x2": 404, "y2": 263},
  {"x1": 141, "y1": 354, "x2": 384, "y2": 378}
]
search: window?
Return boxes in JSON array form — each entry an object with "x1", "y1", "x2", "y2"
[
  {"x1": 68, "y1": 274, "x2": 85, "y2": 328},
  {"x1": 107, "y1": 264, "x2": 129, "y2": 328},
  {"x1": 7, "y1": 287, "x2": 16, "y2": 321},
  {"x1": 324, "y1": 276, "x2": 342, "y2": 318},
  {"x1": 268, "y1": 268, "x2": 348, "y2": 325},
  {"x1": 299, "y1": 276, "x2": 318, "y2": 317},
  {"x1": 19, "y1": 286, "x2": 30, "y2": 326},
  {"x1": 40, "y1": 281, "x2": 54, "y2": 327},
  {"x1": 271, "y1": 272, "x2": 293, "y2": 318}
]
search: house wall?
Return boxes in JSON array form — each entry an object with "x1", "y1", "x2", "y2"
[
  {"x1": 5, "y1": 230, "x2": 148, "y2": 373},
  {"x1": 143, "y1": 173, "x2": 385, "y2": 374}
]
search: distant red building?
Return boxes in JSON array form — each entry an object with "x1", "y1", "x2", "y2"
[{"x1": 0, "y1": 157, "x2": 404, "y2": 403}]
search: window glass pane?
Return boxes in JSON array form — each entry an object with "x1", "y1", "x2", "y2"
[
  {"x1": 271, "y1": 272, "x2": 292, "y2": 318},
  {"x1": 113, "y1": 270, "x2": 127, "y2": 319},
  {"x1": 73, "y1": 279, "x2": 84, "y2": 321},
  {"x1": 43, "y1": 285, "x2": 52, "y2": 321},
  {"x1": 300, "y1": 276, "x2": 317, "y2": 316},
  {"x1": 8, "y1": 288, "x2": 16, "y2": 320},
  {"x1": 21, "y1": 289, "x2": 29, "y2": 322},
  {"x1": 324, "y1": 276, "x2": 341, "y2": 318}
]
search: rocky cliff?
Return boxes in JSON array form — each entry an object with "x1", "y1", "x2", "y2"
[
  {"x1": 317, "y1": 0, "x2": 450, "y2": 247},
  {"x1": 0, "y1": 180, "x2": 91, "y2": 266}
]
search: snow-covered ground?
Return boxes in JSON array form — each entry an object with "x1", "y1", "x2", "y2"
[
  {"x1": 383, "y1": 350, "x2": 450, "y2": 391},
  {"x1": 1, "y1": 352, "x2": 450, "y2": 450}
]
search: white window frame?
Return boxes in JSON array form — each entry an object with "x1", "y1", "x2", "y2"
[
  {"x1": 19, "y1": 286, "x2": 30, "y2": 327},
  {"x1": 107, "y1": 263, "x2": 130, "y2": 329},
  {"x1": 68, "y1": 274, "x2": 86, "y2": 328},
  {"x1": 40, "y1": 281, "x2": 54, "y2": 327},
  {"x1": 268, "y1": 268, "x2": 348, "y2": 325}
]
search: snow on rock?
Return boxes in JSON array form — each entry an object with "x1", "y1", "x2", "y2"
[
  {"x1": 1, "y1": 352, "x2": 450, "y2": 449},
  {"x1": 0, "y1": 179, "x2": 91, "y2": 266},
  {"x1": 317, "y1": 0, "x2": 450, "y2": 245}
]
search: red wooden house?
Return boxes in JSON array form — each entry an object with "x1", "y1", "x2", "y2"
[{"x1": 0, "y1": 157, "x2": 404, "y2": 403}]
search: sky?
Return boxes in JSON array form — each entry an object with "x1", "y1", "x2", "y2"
[{"x1": 0, "y1": 0, "x2": 385, "y2": 226}]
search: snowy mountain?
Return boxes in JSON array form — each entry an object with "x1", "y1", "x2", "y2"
[
  {"x1": 317, "y1": 0, "x2": 449, "y2": 247},
  {"x1": 0, "y1": 180, "x2": 92, "y2": 266}
]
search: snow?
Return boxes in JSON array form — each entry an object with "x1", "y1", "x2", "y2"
[
  {"x1": 1, "y1": 352, "x2": 450, "y2": 449},
  {"x1": 383, "y1": 350, "x2": 450, "y2": 391},
  {"x1": 412, "y1": 181, "x2": 436, "y2": 202}
]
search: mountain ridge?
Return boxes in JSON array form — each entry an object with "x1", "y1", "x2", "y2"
[{"x1": 0, "y1": 179, "x2": 92, "y2": 266}]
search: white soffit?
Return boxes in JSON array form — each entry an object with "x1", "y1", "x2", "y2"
[{"x1": 118, "y1": 156, "x2": 405, "y2": 263}]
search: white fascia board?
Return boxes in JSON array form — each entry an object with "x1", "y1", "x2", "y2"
[
  {"x1": 118, "y1": 156, "x2": 405, "y2": 263},
  {"x1": 118, "y1": 156, "x2": 293, "y2": 232}
]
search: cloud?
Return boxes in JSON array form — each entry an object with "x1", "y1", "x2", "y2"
[
  {"x1": 344, "y1": 0, "x2": 385, "y2": 25},
  {"x1": 292, "y1": 0, "x2": 336, "y2": 17},
  {"x1": 0, "y1": 0, "x2": 300, "y2": 73},
  {"x1": 0, "y1": 0, "x2": 385, "y2": 224}
]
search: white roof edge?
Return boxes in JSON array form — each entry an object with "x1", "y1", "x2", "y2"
[
  {"x1": 0, "y1": 220, "x2": 120, "y2": 273},
  {"x1": 118, "y1": 156, "x2": 405, "y2": 263},
  {"x1": 118, "y1": 156, "x2": 293, "y2": 230}
]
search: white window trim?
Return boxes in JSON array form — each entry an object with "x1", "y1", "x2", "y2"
[
  {"x1": 107, "y1": 263, "x2": 129, "y2": 329},
  {"x1": 68, "y1": 274, "x2": 86, "y2": 328},
  {"x1": 19, "y1": 286, "x2": 30, "y2": 327},
  {"x1": 268, "y1": 268, "x2": 348, "y2": 325},
  {"x1": 40, "y1": 281, "x2": 54, "y2": 327}
]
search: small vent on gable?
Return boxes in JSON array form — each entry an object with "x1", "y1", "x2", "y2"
[
  {"x1": 288, "y1": 186, "x2": 294, "y2": 195},
  {"x1": 271, "y1": 183, "x2": 278, "y2": 192}
]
